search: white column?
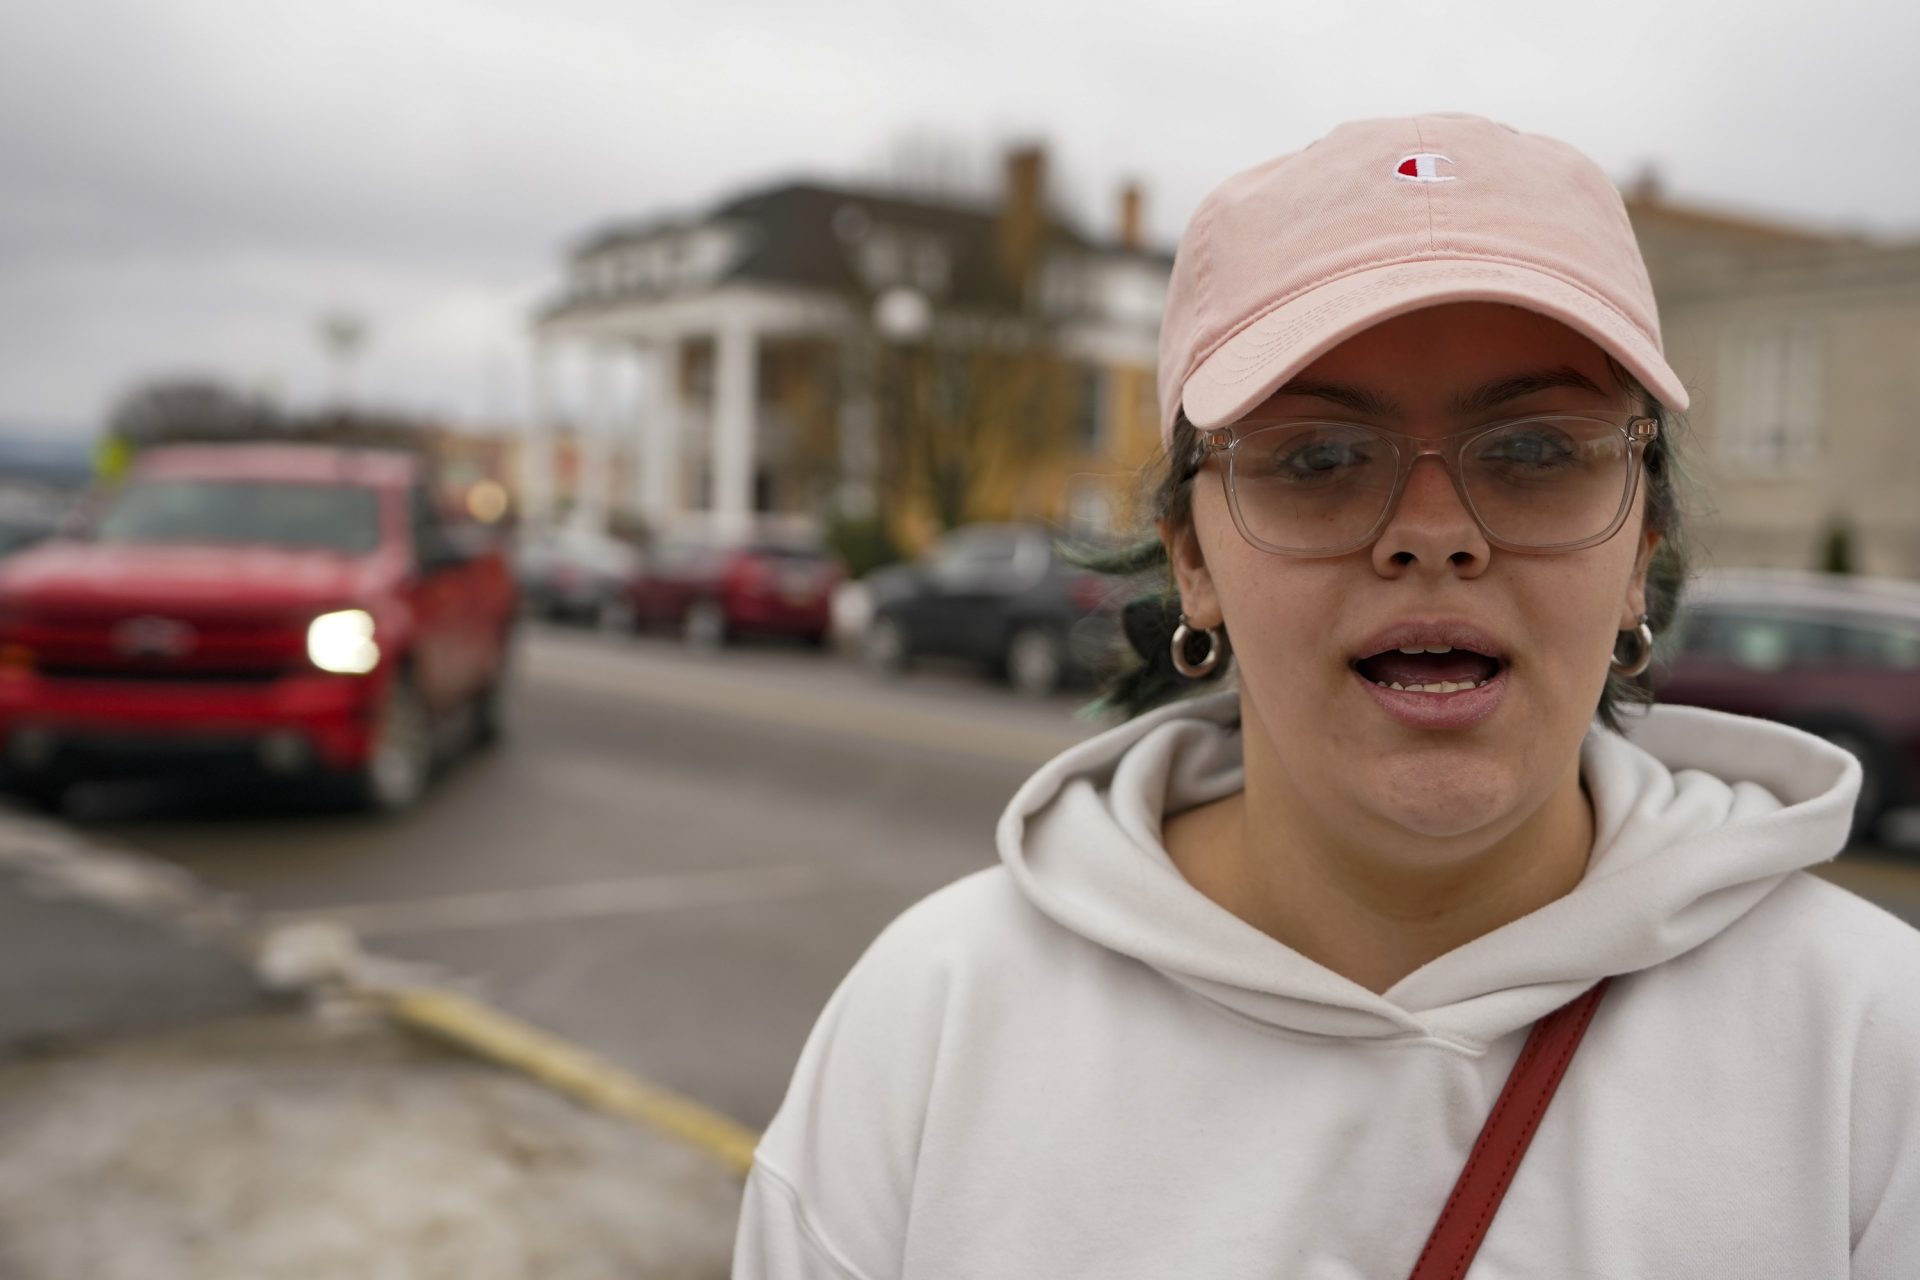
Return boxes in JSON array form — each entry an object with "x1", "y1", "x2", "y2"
[
  {"x1": 639, "y1": 339, "x2": 682, "y2": 532},
  {"x1": 712, "y1": 320, "x2": 758, "y2": 539},
  {"x1": 837, "y1": 393, "x2": 877, "y2": 519},
  {"x1": 523, "y1": 336, "x2": 556, "y2": 527},
  {"x1": 577, "y1": 344, "x2": 614, "y2": 533}
]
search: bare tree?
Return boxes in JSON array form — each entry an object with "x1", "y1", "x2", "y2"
[
  {"x1": 106, "y1": 377, "x2": 282, "y2": 448},
  {"x1": 874, "y1": 311, "x2": 1073, "y2": 533}
]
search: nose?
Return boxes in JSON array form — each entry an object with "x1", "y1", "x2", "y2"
[{"x1": 1369, "y1": 454, "x2": 1490, "y2": 577}]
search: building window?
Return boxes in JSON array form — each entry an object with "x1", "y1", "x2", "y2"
[
  {"x1": 860, "y1": 231, "x2": 904, "y2": 286},
  {"x1": 1717, "y1": 326, "x2": 1824, "y2": 469},
  {"x1": 913, "y1": 241, "x2": 950, "y2": 295}
]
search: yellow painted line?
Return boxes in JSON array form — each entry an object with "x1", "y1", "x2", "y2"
[{"x1": 380, "y1": 985, "x2": 759, "y2": 1177}]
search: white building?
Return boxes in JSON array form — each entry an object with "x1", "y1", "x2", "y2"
[{"x1": 525, "y1": 148, "x2": 1170, "y2": 546}]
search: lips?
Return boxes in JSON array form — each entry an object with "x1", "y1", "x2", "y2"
[{"x1": 1349, "y1": 620, "x2": 1510, "y2": 693}]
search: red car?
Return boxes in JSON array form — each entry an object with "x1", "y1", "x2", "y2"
[
  {"x1": 1655, "y1": 569, "x2": 1920, "y2": 842},
  {"x1": 628, "y1": 534, "x2": 843, "y2": 648},
  {"x1": 0, "y1": 443, "x2": 516, "y2": 812}
]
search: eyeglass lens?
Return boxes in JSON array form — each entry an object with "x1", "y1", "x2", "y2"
[{"x1": 1226, "y1": 418, "x2": 1635, "y2": 553}]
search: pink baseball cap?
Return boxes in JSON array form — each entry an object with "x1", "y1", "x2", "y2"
[{"x1": 1158, "y1": 113, "x2": 1689, "y2": 447}]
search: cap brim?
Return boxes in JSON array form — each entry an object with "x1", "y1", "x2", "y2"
[{"x1": 1181, "y1": 258, "x2": 1690, "y2": 429}]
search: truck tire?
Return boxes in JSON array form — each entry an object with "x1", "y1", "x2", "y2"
[
  {"x1": 471, "y1": 672, "x2": 507, "y2": 750},
  {"x1": 4, "y1": 773, "x2": 70, "y2": 817},
  {"x1": 354, "y1": 676, "x2": 434, "y2": 813},
  {"x1": 471, "y1": 629, "x2": 514, "y2": 750}
]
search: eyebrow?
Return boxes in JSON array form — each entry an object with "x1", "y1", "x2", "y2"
[
  {"x1": 1269, "y1": 366, "x2": 1611, "y2": 419},
  {"x1": 1448, "y1": 366, "x2": 1611, "y2": 415}
]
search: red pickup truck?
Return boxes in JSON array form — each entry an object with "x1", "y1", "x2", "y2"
[{"x1": 0, "y1": 443, "x2": 516, "y2": 813}]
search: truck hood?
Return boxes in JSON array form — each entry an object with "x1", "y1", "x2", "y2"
[{"x1": 0, "y1": 540, "x2": 391, "y2": 613}]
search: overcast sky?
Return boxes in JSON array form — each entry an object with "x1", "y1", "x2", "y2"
[{"x1": 3, "y1": 0, "x2": 1917, "y2": 436}]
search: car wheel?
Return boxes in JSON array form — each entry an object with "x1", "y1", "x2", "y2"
[
  {"x1": 682, "y1": 598, "x2": 728, "y2": 650},
  {"x1": 355, "y1": 677, "x2": 434, "y2": 813},
  {"x1": 1809, "y1": 724, "x2": 1891, "y2": 844},
  {"x1": 863, "y1": 615, "x2": 910, "y2": 676},
  {"x1": 1006, "y1": 625, "x2": 1066, "y2": 698}
]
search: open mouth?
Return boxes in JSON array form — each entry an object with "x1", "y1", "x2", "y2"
[{"x1": 1351, "y1": 644, "x2": 1506, "y2": 694}]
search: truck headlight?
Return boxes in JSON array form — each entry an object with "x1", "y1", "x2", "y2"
[{"x1": 308, "y1": 609, "x2": 380, "y2": 674}]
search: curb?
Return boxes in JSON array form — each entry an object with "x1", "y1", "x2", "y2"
[
  {"x1": 2, "y1": 807, "x2": 763, "y2": 1180},
  {"x1": 377, "y1": 984, "x2": 759, "y2": 1177}
]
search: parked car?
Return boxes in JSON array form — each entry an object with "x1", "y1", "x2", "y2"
[
  {"x1": 1654, "y1": 569, "x2": 1920, "y2": 841},
  {"x1": 0, "y1": 443, "x2": 517, "y2": 813},
  {"x1": 862, "y1": 523, "x2": 1121, "y2": 697},
  {"x1": 628, "y1": 533, "x2": 843, "y2": 648},
  {"x1": 515, "y1": 524, "x2": 642, "y2": 628}
]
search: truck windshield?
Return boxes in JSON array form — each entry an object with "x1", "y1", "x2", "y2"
[{"x1": 95, "y1": 481, "x2": 382, "y2": 555}]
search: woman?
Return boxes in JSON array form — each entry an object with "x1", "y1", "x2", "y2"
[{"x1": 735, "y1": 115, "x2": 1920, "y2": 1277}]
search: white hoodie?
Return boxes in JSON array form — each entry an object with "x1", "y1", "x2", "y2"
[{"x1": 737, "y1": 692, "x2": 1920, "y2": 1278}]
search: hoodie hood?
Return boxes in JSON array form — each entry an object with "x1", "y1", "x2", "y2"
[{"x1": 998, "y1": 690, "x2": 1860, "y2": 1047}]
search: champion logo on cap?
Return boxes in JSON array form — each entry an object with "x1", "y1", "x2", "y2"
[{"x1": 1394, "y1": 153, "x2": 1455, "y2": 183}]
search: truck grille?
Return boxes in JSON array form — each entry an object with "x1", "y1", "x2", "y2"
[{"x1": 4, "y1": 603, "x2": 312, "y2": 681}]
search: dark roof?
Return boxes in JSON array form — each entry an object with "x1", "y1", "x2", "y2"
[{"x1": 559, "y1": 179, "x2": 1171, "y2": 315}]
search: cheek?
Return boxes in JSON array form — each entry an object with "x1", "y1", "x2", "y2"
[
  {"x1": 1201, "y1": 523, "x2": 1350, "y2": 691},
  {"x1": 1519, "y1": 551, "x2": 1640, "y2": 693}
]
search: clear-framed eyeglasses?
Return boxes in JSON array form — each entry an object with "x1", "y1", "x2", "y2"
[{"x1": 1186, "y1": 411, "x2": 1660, "y2": 557}]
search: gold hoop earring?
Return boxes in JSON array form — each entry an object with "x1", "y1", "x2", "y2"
[
  {"x1": 1170, "y1": 615, "x2": 1223, "y2": 679},
  {"x1": 1611, "y1": 615, "x2": 1654, "y2": 678}
]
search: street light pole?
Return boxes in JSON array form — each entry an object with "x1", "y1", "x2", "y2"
[{"x1": 319, "y1": 313, "x2": 368, "y2": 414}]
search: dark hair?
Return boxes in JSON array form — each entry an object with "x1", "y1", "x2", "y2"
[{"x1": 1077, "y1": 361, "x2": 1693, "y2": 732}]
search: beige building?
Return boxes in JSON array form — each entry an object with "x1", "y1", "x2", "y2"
[{"x1": 1630, "y1": 183, "x2": 1920, "y2": 580}]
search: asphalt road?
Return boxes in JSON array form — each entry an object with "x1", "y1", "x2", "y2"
[
  {"x1": 71, "y1": 626, "x2": 1098, "y2": 1128},
  {"x1": 68, "y1": 624, "x2": 1920, "y2": 1130}
]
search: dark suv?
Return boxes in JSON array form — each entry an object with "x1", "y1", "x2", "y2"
[
  {"x1": 1655, "y1": 569, "x2": 1920, "y2": 841},
  {"x1": 861, "y1": 523, "x2": 1120, "y2": 697}
]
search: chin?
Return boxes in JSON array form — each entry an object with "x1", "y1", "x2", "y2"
[{"x1": 1359, "y1": 757, "x2": 1520, "y2": 842}]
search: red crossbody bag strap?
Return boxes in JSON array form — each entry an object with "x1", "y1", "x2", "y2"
[{"x1": 1407, "y1": 977, "x2": 1611, "y2": 1280}]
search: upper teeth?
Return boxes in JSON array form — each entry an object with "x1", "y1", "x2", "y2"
[{"x1": 1398, "y1": 645, "x2": 1455, "y2": 654}]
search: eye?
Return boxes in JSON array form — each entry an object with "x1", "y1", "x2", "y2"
[
  {"x1": 1476, "y1": 422, "x2": 1578, "y2": 469},
  {"x1": 1239, "y1": 426, "x2": 1381, "y2": 485},
  {"x1": 1286, "y1": 441, "x2": 1368, "y2": 473}
]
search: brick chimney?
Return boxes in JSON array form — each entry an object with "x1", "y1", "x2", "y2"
[
  {"x1": 1118, "y1": 182, "x2": 1144, "y2": 252},
  {"x1": 998, "y1": 145, "x2": 1046, "y2": 299}
]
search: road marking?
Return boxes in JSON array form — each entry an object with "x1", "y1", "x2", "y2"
[
  {"x1": 382, "y1": 985, "x2": 759, "y2": 1176},
  {"x1": 524, "y1": 636, "x2": 1095, "y2": 766},
  {"x1": 264, "y1": 862, "x2": 840, "y2": 940}
]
